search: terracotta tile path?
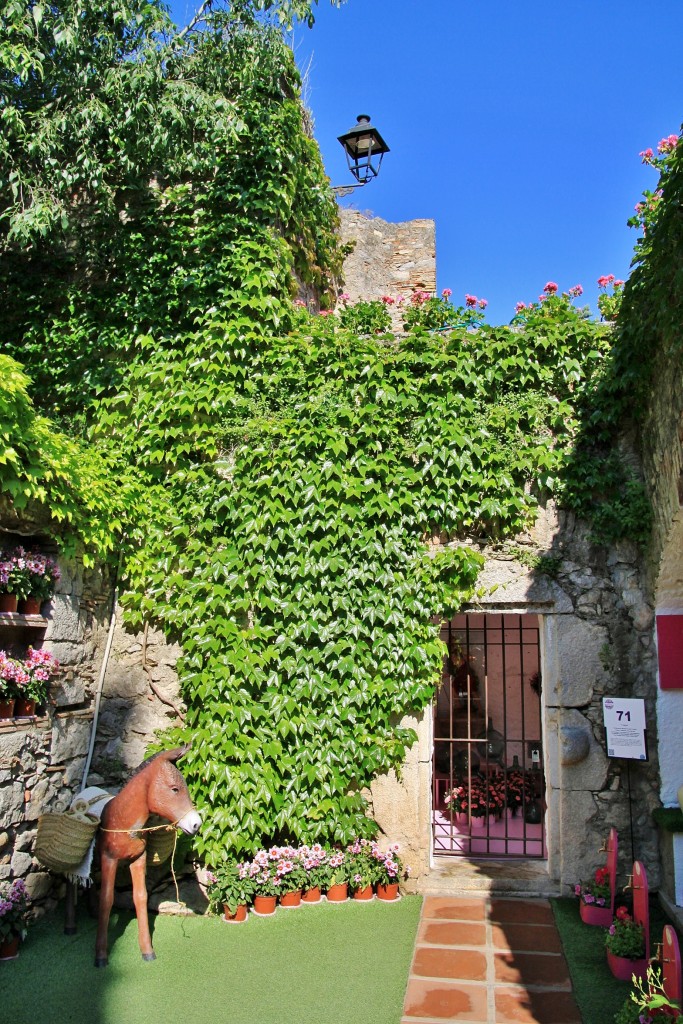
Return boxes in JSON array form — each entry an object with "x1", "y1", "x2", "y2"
[{"x1": 401, "y1": 895, "x2": 582, "y2": 1024}]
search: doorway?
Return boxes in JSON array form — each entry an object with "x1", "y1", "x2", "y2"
[{"x1": 432, "y1": 613, "x2": 546, "y2": 858}]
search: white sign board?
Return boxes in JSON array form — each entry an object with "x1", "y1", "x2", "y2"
[{"x1": 602, "y1": 697, "x2": 647, "y2": 760}]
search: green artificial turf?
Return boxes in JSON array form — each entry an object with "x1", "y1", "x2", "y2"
[
  {"x1": 1, "y1": 895, "x2": 422, "y2": 1024},
  {"x1": 551, "y1": 896, "x2": 681, "y2": 1024}
]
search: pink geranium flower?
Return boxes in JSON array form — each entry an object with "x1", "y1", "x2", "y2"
[{"x1": 543, "y1": 281, "x2": 558, "y2": 294}]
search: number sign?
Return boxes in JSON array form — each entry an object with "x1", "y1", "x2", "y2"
[{"x1": 602, "y1": 697, "x2": 647, "y2": 760}]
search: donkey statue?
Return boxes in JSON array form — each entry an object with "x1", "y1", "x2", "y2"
[{"x1": 95, "y1": 745, "x2": 201, "y2": 967}]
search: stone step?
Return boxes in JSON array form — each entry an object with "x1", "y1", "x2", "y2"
[{"x1": 418, "y1": 858, "x2": 561, "y2": 899}]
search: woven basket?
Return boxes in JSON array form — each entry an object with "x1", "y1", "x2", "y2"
[
  {"x1": 145, "y1": 816, "x2": 177, "y2": 866},
  {"x1": 35, "y1": 812, "x2": 99, "y2": 873}
]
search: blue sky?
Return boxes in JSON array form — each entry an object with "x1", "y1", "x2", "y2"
[{"x1": 170, "y1": 1, "x2": 683, "y2": 325}]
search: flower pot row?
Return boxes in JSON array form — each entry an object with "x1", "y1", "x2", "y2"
[
  {"x1": 223, "y1": 881, "x2": 400, "y2": 922},
  {"x1": 0, "y1": 648, "x2": 60, "y2": 718},
  {"x1": 0, "y1": 595, "x2": 44, "y2": 615},
  {"x1": 0, "y1": 547, "x2": 60, "y2": 611},
  {"x1": 0, "y1": 697, "x2": 39, "y2": 720}
]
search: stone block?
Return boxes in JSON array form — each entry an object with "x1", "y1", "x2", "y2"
[
  {"x1": 103, "y1": 663, "x2": 148, "y2": 700},
  {"x1": 547, "y1": 617, "x2": 609, "y2": 706},
  {"x1": 50, "y1": 717, "x2": 92, "y2": 764},
  {"x1": 546, "y1": 708, "x2": 608, "y2": 792},
  {"x1": 49, "y1": 641, "x2": 84, "y2": 666},
  {"x1": 559, "y1": 788, "x2": 601, "y2": 886},
  {"x1": 125, "y1": 699, "x2": 172, "y2": 738},
  {"x1": 24, "y1": 871, "x2": 54, "y2": 901},
  {"x1": 44, "y1": 593, "x2": 82, "y2": 643},
  {"x1": 0, "y1": 782, "x2": 25, "y2": 821},
  {"x1": 471, "y1": 557, "x2": 573, "y2": 613},
  {"x1": 54, "y1": 675, "x2": 86, "y2": 707},
  {"x1": 11, "y1": 850, "x2": 33, "y2": 875}
]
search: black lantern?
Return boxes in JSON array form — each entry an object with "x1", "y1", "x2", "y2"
[{"x1": 337, "y1": 114, "x2": 390, "y2": 186}]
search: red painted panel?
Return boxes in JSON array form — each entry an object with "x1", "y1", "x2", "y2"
[{"x1": 656, "y1": 615, "x2": 683, "y2": 690}]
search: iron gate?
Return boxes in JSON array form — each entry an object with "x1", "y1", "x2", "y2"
[{"x1": 432, "y1": 613, "x2": 545, "y2": 858}]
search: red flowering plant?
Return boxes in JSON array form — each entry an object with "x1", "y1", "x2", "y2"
[
  {"x1": 443, "y1": 780, "x2": 470, "y2": 815},
  {"x1": 505, "y1": 769, "x2": 534, "y2": 810},
  {"x1": 511, "y1": 282, "x2": 589, "y2": 326},
  {"x1": 624, "y1": 965, "x2": 683, "y2": 1023},
  {"x1": 596, "y1": 274, "x2": 625, "y2": 323},
  {"x1": 401, "y1": 288, "x2": 487, "y2": 332},
  {"x1": 629, "y1": 134, "x2": 680, "y2": 245},
  {"x1": 573, "y1": 865, "x2": 611, "y2": 906},
  {"x1": 485, "y1": 772, "x2": 508, "y2": 816},
  {"x1": 337, "y1": 296, "x2": 392, "y2": 335},
  {"x1": 605, "y1": 907, "x2": 646, "y2": 960}
]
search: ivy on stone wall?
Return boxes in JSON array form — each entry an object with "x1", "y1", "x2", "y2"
[
  {"x1": 93, "y1": 289, "x2": 618, "y2": 859},
  {"x1": 0, "y1": 355, "x2": 119, "y2": 560},
  {"x1": 1, "y1": 3, "x2": 672, "y2": 864}
]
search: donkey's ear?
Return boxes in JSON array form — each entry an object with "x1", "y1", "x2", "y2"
[{"x1": 164, "y1": 744, "x2": 191, "y2": 764}]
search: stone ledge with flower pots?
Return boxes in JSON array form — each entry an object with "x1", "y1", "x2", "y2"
[{"x1": 204, "y1": 839, "x2": 407, "y2": 924}]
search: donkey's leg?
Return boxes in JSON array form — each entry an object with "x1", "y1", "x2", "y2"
[
  {"x1": 130, "y1": 853, "x2": 155, "y2": 961},
  {"x1": 95, "y1": 853, "x2": 117, "y2": 967},
  {"x1": 64, "y1": 879, "x2": 77, "y2": 935}
]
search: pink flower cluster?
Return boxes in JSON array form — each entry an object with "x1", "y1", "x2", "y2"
[
  {"x1": 465, "y1": 294, "x2": 488, "y2": 309},
  {"x1": 0, "y1": 646, "x2": 59, "y2": 701},
  {"x1": 410, "y1": 289, "x2": 433, "y2": 306},
  {"x1": 658, "y1": 134, "x2": 678, "y2": 154},
  {"x1": 597, "y1": 274, "x2": 624, "y2": 289}
]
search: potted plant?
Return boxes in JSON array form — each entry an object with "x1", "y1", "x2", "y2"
[
  {"x1": 444, "y1": 781, "x2": 469, "y2": 822},
  {"x1": 505, "y1": 769, "x2": 531, "y2": 816},
  {"x1": 275, "y1": 852, "x2": 308, "y2": 908},
  {"x1": 615, "y1": 964, "x2": 683, "y2": 1024},
  {"x1": 605, "y1": 908, "x2": 648, "y2": 981},
  {"x1": 251, "y1": 862, "x2": 281, "y2": 915},
  {"x1": 0, "y1": 651, "x2": 27, "y2": 719},
  {"x1": 16, "y1": 647, "x2": 59, "y2": 716},
  {"x1": 22, "y1": 550, "x2": 60, "y2": 613},
  {"x1": 574, "y1": 866, "x2": 612, "y2": 927},
  {"x1": 205, "y1": 859, "x2": 254, "y2": 923},
  {"x1": 323, "y1": 850, "x2": 348, "y2": 902},
  {"x1": 0, "y1": 550, "x2": 31, "y2": 613},
  {"x1": 300, "y1": 844, "x2": 328, "y2": 903},
  {"x1": 0, "y1": 878, "x2": 30, "y2": 960},
  {"x1": 372, "y1": 841, "x2": 405, "y2": 901},
  {"x1": 347, "y1": 839, "x2": 381, "y2": 900}
]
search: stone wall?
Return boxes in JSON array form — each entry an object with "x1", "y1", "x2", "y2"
[
  {"x1": 0, "y1": 530, "x2": 111, "y2": 911},
  {"x1": 370, "y1": 501, "x2": 662, "y2": 897},
  {"x1": 338, "y1": 209, "x2": 436, "y2": 326}
]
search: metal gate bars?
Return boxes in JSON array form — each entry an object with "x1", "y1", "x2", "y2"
[{"x1": 432, "y1": 613, "x2": 546, "y2": 858}]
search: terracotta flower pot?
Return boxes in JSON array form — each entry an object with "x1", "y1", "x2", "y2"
[
  {"x1": 14, "y1": 698, "x2": 36, "y2": 717},
  {"x1": 302, "y1": 886, "x2": 322, "y2": 904},
  {"x1": 606, "y1": 949, "x2": 648, "y2": 982},
  {"x1": 0, "y1": 594, "x2": 18, "y2": 613},
  {"x1": 253, "y1": 894, "x2": 277, "y2": 916},
  {"x1": 0, "y1": 935, "x2": 21, "y2": 961},
  {"x1": 352, "y1": 886, "x2": 373, "y2": 901},
  {"x1": 377, "y1": 883, "x2": 400, "y2": 901},
  {"x1": 20, "y1": 597, "x2": 42, "y2": 616},
  {"x1": 0, "y1": 698, "x2": 16, "y2": 720},
  {"x1": 279, "y1": 890, "x2": 302, "y2": 908},
  {"x1": 222, "y1": 903, "x2": 248, "y2": 923},
  {"x1": 580, "y1": 901, "x2": 612, "y2": 928},
  {"x1": 325, "y1": 882, "x2": 348, "y2": 903}
]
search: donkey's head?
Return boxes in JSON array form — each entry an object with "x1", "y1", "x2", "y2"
[{"x1": 146, "y1": 746, "x2": 201, "y2": 835}]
